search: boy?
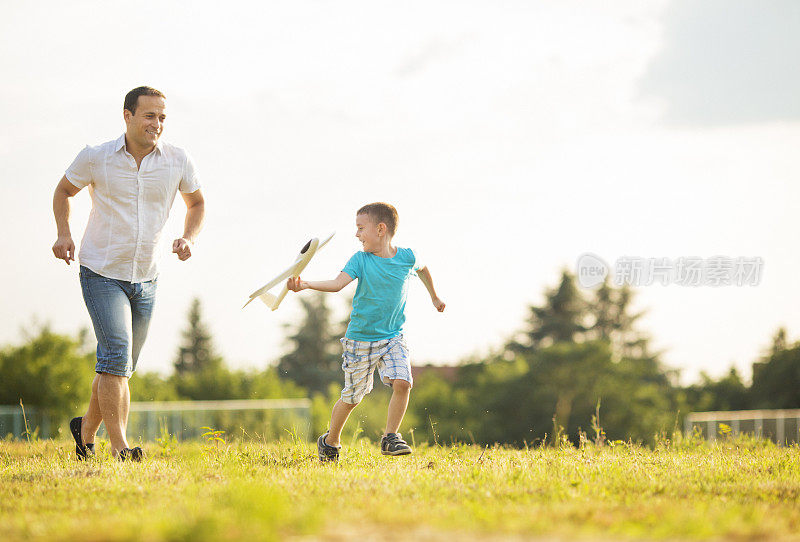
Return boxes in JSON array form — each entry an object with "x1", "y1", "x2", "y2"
[{"x1": 287, "y1": 202, "x2": 445, "y2": 461}]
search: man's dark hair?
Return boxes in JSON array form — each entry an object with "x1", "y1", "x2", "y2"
[
  {"x1": 357, "y1": 202, "x2": 399, "y2": 237},
  {"x1": 124, "y1": 86, "x2": 165, "y2": 115}
]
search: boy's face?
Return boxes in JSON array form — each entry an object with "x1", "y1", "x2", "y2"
[{"x1": 355, "y1": 213, "x2": 384, "y2": 253}]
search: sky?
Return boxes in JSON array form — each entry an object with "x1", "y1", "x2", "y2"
[{"x1": 1, "y1": 1, "x2": 799, "y2": 384}]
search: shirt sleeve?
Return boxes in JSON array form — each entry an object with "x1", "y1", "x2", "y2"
[
  {"x1": 64, "y1": 146, "x2": 93, "y2": 189},
  {"x1": 342, "y1": 252, "x2": 362, "y2": 280},
  {"x1": 410, "y1": 248, "x2": 423, "y2": 271},
  {"x1": 179, "y1": 152, "x2": 201, "y2": 193}
]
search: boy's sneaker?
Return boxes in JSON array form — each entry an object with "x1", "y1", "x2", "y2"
[
  {"x1": 381, "y1": 433, "x2": 412, "y2": 456},
  {"x1": 118, "y1": 447, "x2": 144, "y2": 462},
  {"x1": 317, "y1": 433, "x2": 340, "y2": 462},
  {"x1": 69, "y1": 417, "x2": 95, "y2": 461}
]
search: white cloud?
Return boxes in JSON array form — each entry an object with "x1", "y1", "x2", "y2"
[{"x1": 640, "y1": 0, "x2": 800, "y2": 125}]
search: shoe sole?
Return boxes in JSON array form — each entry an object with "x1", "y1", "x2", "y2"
[
  {"x1": 318, "y1": 454, "x2": 339, "y2": 462},
  {"x1": 381, "y1": 449, "x2": 412, "y2": 456}
]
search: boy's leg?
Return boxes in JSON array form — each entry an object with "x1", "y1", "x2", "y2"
[
  {"x1": 377, "y1": 336, "x2": 414, "y2": 456},
  {"x1": 325, "y1": 399, "x2": 359, "y2": 447},
  {"x1": 328, "y1": 337, "x2": 377, "y2": 447},
  {"x1": 384, "y1": 379, "x2": 412, "y2": 435},
  {"x1": 381, "y1": 378, "x2": 413, "y2": 456},
  {"x1": 378, "y1": 335, "x2": 414, "y2": 436}
]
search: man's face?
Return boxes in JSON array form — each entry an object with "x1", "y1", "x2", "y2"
[
  {"x1": 124, "y1": 95, "x2": 166, "y2": 149},
  {"x1": 355, "y1": 213, "x2": 382, "y2": 253}
]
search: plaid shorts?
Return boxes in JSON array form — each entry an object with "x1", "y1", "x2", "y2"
[{"x1": 339, "y1": 334, "x2": 413, "y2": 404}]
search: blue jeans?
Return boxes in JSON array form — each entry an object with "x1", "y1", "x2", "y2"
[{"x1": 79, "y1": 266, "x2": 157, "y2": 378}]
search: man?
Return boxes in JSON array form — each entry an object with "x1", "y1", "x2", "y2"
[{"x1": 52, "y1": 86, "x2": 205, "y2": 461}]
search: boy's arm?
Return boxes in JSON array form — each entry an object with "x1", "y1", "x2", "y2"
[
  {"x1": 287, "y1": 272, "x2": 354, "y2": 293},
  {"x1": 417, "y1": 266, "x2": 445, "y2": 312}
]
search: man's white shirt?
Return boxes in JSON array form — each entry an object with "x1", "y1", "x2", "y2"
[{"x1": 65, "y1": 134, "x2": 201, "y2": 283}]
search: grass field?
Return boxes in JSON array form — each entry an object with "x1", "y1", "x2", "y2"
[{"x1": 2, "y1": 433, "x2": 800, "y2": 541}]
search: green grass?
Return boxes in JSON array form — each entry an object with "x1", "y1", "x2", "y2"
[{"x1": 1, "y1": 435, "x2": 800, "y2": 541}]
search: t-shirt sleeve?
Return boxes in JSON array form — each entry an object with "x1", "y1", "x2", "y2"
[
  {"x1": 342, "y1": 252, "x2": 362, "y2": 280},
  {"x1": 179, "y1": 152, "x2": 201, "y2": 193},
  {"x1": 65, "y1": 146, "x2": 93, "y2": 189},
  {"x1": 410, "y1": 249, "x2": 423, "y2": 271}
]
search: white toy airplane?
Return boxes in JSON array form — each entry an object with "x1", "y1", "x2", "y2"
[{"x1": 243, "y1": 232, "x2": 335, "y2": 311}]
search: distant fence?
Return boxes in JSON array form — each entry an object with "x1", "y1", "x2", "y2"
[
  {"x1": 0, "y1": 405, "x2": 51, "y2": 440},
  {"x1": 685, "y1": 409, "x2": 800, "y2": 445},
  {"x1": 1, "y1": 399, "x2": 312, "y2": 441},
  {"x1": 126, "y1": 399, "x2": 312, "y2": 441}
]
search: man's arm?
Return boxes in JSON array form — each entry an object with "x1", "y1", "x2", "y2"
[
  {"x1": 417, "y1": 266, "x2": 445, "y2": 312},
  {"x1": 172, "y1": 189, "x2": 205, "y2": 261},
  {"x1": 52, "y1": 176, "x2": 82, "y2": 265},
  {"x1": 288, "y1": 272, "x2": 354, "y2": 293}
]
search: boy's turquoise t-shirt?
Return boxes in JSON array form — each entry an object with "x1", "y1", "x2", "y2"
[{"x1": 342, "y1": 247, "x2": 422, "y2": 341}]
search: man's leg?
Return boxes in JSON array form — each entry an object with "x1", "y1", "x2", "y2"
[
  {"x1": 385, "y1": 379, "x2": 412, "y2": 435},
  {"x1": 325, "y1": 399, "x2": 358, "y2": 447},
  {"x1": 81, "y1": 374, "x2": 102, "y2": 445},
  {"x1": 122, "y1": 378, "x2": 130, "y2": 429},
  {"x1": 118, "y1": 276, "x2": 156, "y2": 448},
  {"x1": 97, "y1": 372, "x2": 130, "y2": 453},
  {"x1": 79, "y1": 267, "x2": 133, "y2": 455}
]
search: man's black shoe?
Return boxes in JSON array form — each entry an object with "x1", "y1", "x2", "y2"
[
  {"x1": 381, "y1": 433, "x2": 412, "y2": 456},
  {"x1": 69, "y1": 417, "x2": 95, "y2": 461},
  {"x1": 317, "y1": 433, "x2": 340, "y2": 462},
  {"x1": 118, "y1": 447, "x2": 144, "y2": 462}
]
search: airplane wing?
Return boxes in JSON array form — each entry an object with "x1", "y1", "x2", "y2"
[{"x1": 317, "y1": 232, "x2": 335, "y2": 251}]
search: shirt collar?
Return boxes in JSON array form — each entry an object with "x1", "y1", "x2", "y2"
[
  {"x1": 115, "y1": 133, "x2": 164, "y2": 155},
  {"x1": 114, "y1": 134, "x2": 126, "y2": 153}
]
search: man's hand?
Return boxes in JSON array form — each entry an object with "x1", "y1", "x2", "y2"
[
  {"x1": 172, "y1": 238, "x2": 192, "y2": 261},
  {"x1": 432, "y1": 297, "x2": 446, "y2": 312},
  {"x1": 52, "y1": 236, "x2": 75, "y2": 265},
  {"x1": 287, "y1": 277, "x2": 307, "y2": 292}
]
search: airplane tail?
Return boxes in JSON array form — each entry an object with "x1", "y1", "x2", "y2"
[
  {"x1": 258, "y1": 291, "x2": 278, "y2": 309},
  {"x1": 259, "y1": 286, "x2": 290, "y2": 311}
]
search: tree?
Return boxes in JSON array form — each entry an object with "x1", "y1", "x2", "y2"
[
  {"x1": 0, "y1": 326, "x2": 95, "y2": 417},
  {"x1": 589, "y1": 281, "x2": 650, "y2": 359},
  {"x1": 767, "y1": 327, "x2": 789, "y2": 356},
  {"x1": 170, "y1": 298, "x2": 231, "y2": 400},
  {"x1": 277, "y1": 293, "x2": 343, "y2": 395},
  {"x1": 509, "y1": 270, "x2": 589, "y2": 351},
  {"x1": 497, "y1": 273, "x2": 679, "y2": 440},
  {"x1": 683, "y1": 368, "x2": 750, "y2": 412},
  {"x1": 174, "y1": 298, "x2": 221, "y2": 375},
  {"x1": 751, "y1": 330, "x2": 800, "y2": 409}
]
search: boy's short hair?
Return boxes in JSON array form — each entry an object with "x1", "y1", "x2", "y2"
[
  {"x1": 357, "y1": 202, "x2": 399, "y2": 237},
  {"x1": 124, "y1": 86, "x2": 166, "y2": 115}
]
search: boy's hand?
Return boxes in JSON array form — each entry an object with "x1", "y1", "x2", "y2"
[
  {"x1": 432, "y1": 297, "x2": 445, "y2": 312},
  {"x1": 287, "y1": 277, "x2": 306, "y2": 292}
]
